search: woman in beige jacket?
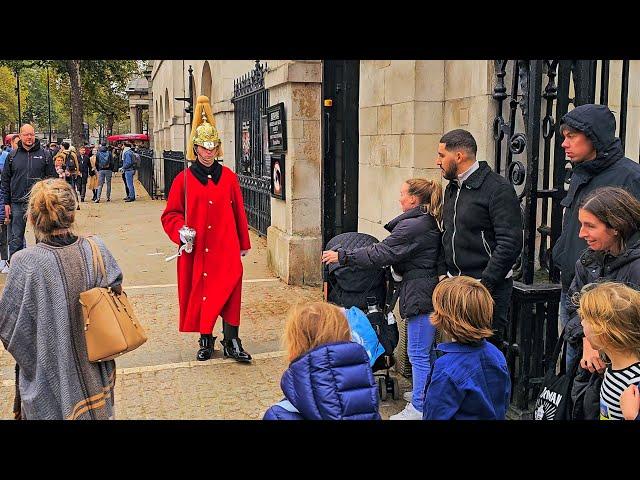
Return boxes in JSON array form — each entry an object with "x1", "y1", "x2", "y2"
[{"x1": 86, "y1": 152, "x2": 99, "y2": 201}]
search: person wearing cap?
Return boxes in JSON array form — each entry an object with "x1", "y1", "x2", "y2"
[
  {"x1": 553, "y1": 104, "x2": 640, "y2": 369},
  {"x1": 161, "y1": 96, "x2": 252, "y2": 363}
]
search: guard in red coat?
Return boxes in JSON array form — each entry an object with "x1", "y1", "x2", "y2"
[{"x1": 161, "y1": 95, "x2": 252, "y2": 362}]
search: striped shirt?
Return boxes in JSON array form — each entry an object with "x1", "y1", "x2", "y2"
[{"x1": 600, "y1": 361, "x2": 640, "y2": 420}]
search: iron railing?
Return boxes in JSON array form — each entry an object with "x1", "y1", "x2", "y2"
[
  {"x1": 138, "y1": 149, "x2": 162, "y2": 199},
  {"x1": 231, "y1": 61, "x2": 271, "y2": 237},
  {"x1": 163, "y1": 150, "x2": 186, "y2": 200},
  {"x1": 492, "y1": 60, "x2": 638, "y2": 418}
]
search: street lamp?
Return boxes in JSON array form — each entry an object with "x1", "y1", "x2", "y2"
[{"x1": 47, "y1": 66, "x2": 52, "y2": 143}]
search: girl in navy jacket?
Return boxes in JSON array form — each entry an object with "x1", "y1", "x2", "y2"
[
  {"x1": 423, "y1": 276, "x2": 511, "y2": 420},
  {"x1": 263, "y1": 302, "x2": 380, "y2": 420}
]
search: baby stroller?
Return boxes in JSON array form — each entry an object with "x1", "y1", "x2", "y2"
[{"x1": 324, "y1": 232, "x2": 401, "y2": 400}]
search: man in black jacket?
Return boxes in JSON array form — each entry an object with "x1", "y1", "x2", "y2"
[
  {"x1": 1, "y1": 124, "x2": 56, "y2": 262},
  {"x1": 551, "y1": 104, "x2": 640, "y2": 367},
  {"x1": 78, "y1": 145, "x2": 92, "y2": 202},
  {"x1": 437, "y1": 129, "x2": 523, "y2": 347}
]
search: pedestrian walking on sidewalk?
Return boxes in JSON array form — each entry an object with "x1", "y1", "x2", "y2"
[
  {"x1": 0, "y1": 178, "x2": 124, "y2": 419},
  {"x1": 161, "y1": 95, "x2": 252, "y2": 363},
  {"x1": 87, "y1": 150, "x2": 99, "y2": 201},
  {"x1": 0, "y1": 124, "x2": 56, "y2": 265},
  {"x1": 95, "y1": 144, "x2": 113, "y2": 203},
  {"x1": 263, "y1": 302, "x2": 381, "y2": 420},
  {"x1": 0, "y1": 154, "x2": 10, "y2": 274},
  {"x1": 61, "y1": 143, "x2": 81, "y2": 209},
  {"x1": 322, "y1": 178, "x2": 445, "y2": 420},
  {"x1": 121, "y1": 142, "x2": 136, "y2": 202},
  {"x1": 78, "y1": 146, "x2": 91, "y2": 202}
]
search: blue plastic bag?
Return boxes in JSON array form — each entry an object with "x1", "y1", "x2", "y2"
[{"x1": 344, "y1": 306, "x2": 385, "y2": 367}]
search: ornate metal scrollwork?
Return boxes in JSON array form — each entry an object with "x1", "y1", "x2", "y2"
[
  {"x1": 508, "y1": 160, "x2": 526, "y2": 186},
  {"x1": 509, "y1": 133, "x2": 527, "y2": 155}
]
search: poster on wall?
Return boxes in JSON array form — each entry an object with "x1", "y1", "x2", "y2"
[
  {"x1": 267, "y1": 103, "x2": 287, "y2": 153},
  {"x1": 241, "y1": 120, "x2": 251, "y2": 174},
  {"x1": 270, "y1": 154, "x2": 285, "y2": 200},
  {"x1": 262, "y1": 114, "x2": 271, "y2": 177}
]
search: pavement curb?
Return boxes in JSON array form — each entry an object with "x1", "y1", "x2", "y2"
[{"x1": 1, "y1": 350, "x2": 288, "y2": 388}]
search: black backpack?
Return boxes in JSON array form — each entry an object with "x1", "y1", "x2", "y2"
[
  {"x1": 66, "y1": 152, "x2": 77, "y2": 173},
  {"x1": 533, "y1": 329, "x2": 580, "y2": 420}
]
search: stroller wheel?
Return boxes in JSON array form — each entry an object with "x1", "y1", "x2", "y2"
[
  {"x1": 377, "y1": 377, "x2": 388, "y2": 401},
  {"x1": 391, "y1": 377, "x2": 400, "y2": 400}
]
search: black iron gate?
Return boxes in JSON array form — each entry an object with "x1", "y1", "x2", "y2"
[
  {"x1": 492, "y1": 60, "x2": 637, "y2": 417},
  {"x1": 231, "y1": 61, "x2": 271, "y2": 236},
  {"x1": 163, "y1": 150, "x2": 185, "y2": 200}
]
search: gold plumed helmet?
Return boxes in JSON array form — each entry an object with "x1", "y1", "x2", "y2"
[{"x1": 187, "y1": 95, "x2": 223, "y2": 161}]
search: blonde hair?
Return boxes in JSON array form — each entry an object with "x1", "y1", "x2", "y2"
[
  {"x1": 578, "y1": 282, "x2": 640, "y2": 356},
  {"x1": 27, "y1": 178, "x2": 77, "y2": 242},
  {"x1": 405, "y1": 178, "x2": 443, "y2": 226},
  {"x1": 283, "y1": 302, "x2": 351, "y2": 362},
  {"x1": 431, "y1": 276, "x2": 495, "y2": 343}
]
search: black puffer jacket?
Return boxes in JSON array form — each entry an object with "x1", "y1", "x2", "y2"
[
  {"x1": 337, "y1": 206, "x2": 443, "y2": 318},
  {"x1": 1, "y1": 139, "x2": 55, "y2": 204},
  {"x1": 552, "y1": 104, "x2": 640, "y2": 291},
  {"x1": 442, "y1": 161, "x2": 522, "y2": 289},
  {"x1": 564, "y1": 232, "x2": 640, "y2": 346}
]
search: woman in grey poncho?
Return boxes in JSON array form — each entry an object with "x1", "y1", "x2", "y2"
[{"x1": 0, "y1": 178, "x2": 124, "y2": 419}]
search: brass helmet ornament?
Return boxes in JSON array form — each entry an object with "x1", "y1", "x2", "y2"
[{"x1": 187, "y1": 95, "x2": 223, "y2": 161}]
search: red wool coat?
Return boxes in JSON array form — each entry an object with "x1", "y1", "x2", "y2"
[{"x1": 161, "y1": 166, "x2": 251, "y2": 333}]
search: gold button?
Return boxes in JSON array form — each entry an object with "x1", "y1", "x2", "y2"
[
  {"x1": 203, "y1": 273, "x2": 207, "y2": 277},
  {"x1": 207, "y1": 174, "x2": 211, "y2": 178},
  {"x1": 202, "y1": 296, "x2": 206, "y2": 301},
  {"x1": 209, "y1": 200, "x2": 213, "y2": 205},
  {"x1": 205, "y1": 248, "x2": 209, "y2": 252},
  {"x1": 208, "y1": 225, "x2": 211, "y2": 229}
]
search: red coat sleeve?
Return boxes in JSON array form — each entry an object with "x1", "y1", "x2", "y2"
[
  {"x1": 231, "y1": 173, "x2": 251, "y2": 251},
  {"x1": 161, "y1": 172, "x2": 185, "y2": 246}
]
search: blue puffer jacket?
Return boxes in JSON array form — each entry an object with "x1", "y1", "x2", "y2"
[{"x1": 263, "y1": 342, "x2": 381, "y2": 420}]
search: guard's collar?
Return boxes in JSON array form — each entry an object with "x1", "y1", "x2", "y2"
[{"x1": 190, "y1": 159, "x2": 222, "y2": 185}]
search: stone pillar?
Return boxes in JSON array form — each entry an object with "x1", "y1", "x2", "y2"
[
  {"x1": 130, "y1": 106, "x2": 139, "y2": 133},
  {"x1": 358, "y1": 60, "x2": 446, "y2": 241},
  {"x1": 265, "y1": 60, "x2": 323, "y2": 286}
]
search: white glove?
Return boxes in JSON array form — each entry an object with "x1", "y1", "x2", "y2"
[
  {"x1": 241, "y1": 249, "x2": 250, "y2": 257},
  {"x1": 180, "y1": 231, "x2": 189, "y2": 244}
]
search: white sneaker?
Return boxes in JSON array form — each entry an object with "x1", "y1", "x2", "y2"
[
  {"x1": 389, "y1": 402, "x2": 422, "y2": 420},
  {"x1": 403, "y1": 391, "x2": 412, "y2": 403},
  {"x1": 0, "y1": 260, "x2": 6, "y2": 269},
  {"x1": 1, "y1": 264, "x2": 9, "y2": 274}
]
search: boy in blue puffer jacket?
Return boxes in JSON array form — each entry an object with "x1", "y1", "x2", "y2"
[{"x1": 263, "y1": 301, "x2": 381, "y2": 420}]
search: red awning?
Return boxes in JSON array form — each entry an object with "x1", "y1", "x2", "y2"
[{"x1": 107, "y1": 133, "x2": 149, "y2": 143}]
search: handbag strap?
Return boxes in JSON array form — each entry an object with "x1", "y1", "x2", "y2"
[{"x1": 85, "y1": 237, "x2": 106, "y2": 285}]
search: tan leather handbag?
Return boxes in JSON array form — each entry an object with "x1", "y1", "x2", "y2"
[{"x1": 80, "y1": 238, "x2": 147, "y2": 362}]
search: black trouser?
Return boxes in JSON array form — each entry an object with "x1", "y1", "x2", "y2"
[
  {"x1": 8, "y1": 202, "x2": 27, "y2": 259},
  {"x1": 487, "y1": 277, "x2": 513, "y2": 351},
  {"x1": 66, "y1": 176, "x2": 80, "y2": 202},
  {"x1": 0, "y1": 222, "x2": 11, "y2": 260},
  {"x1": 79, "y1": 174, "x2": 88, "y2": 200}
]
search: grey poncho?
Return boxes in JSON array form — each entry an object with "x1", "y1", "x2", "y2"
[{"x1": 0, "y1": 236, "x2": 123, "y2": 420}]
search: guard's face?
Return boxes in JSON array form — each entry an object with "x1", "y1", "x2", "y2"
[
  {"x1": 436, "y1": 143, "x2": 459, "y2": 181},
  {"x1": 578, "y1": 208, "x2": 618, "y2": 253},
  {"x1": 196, "y1": 145, "x2": 218, "y2": 165},
  {"x1": 561, "y1": 129, "x2": 596, "y2": 163}
]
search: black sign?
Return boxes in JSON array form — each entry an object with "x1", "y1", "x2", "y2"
[{"x1": 267, "y1": 103, "x2": 287, "y2": 153}]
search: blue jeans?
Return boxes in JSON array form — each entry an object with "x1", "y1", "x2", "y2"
[
  {"x1": 559, "y1": 290, "x2": 579, "y2": 371},
  {"x1": 125, "y1": 170, "x2": 136, "y2": 200},
  {"x1": 407, "y1": 313, "x2": 436, "y2": 412},
  {"x1": 97, "y1": 170, "x2": 113, "y2": 200}
]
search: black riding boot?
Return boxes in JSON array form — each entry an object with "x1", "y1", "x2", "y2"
[
  {"x1": 220, "y1": 321, "x2": 252, "y2": 363},
  {"x1": 196, "y1": 333, "x2": 216, "y2": 361}
]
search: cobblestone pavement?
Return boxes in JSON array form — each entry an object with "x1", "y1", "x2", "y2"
[{"x1": 0, "y1": 174, "x2": 409, "y2": 419}]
